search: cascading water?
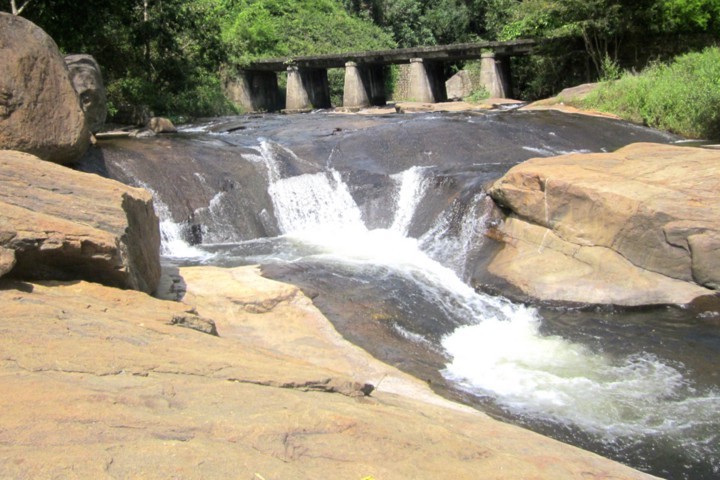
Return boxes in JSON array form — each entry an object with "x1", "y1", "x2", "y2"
[
  {"x1": 98, "y1": 112, "x2": 719, "y2": 479},
  {"x1": 211, "y1": 139, "x2": 719, "y2": 479}
]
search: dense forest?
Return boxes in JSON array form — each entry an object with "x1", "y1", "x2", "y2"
[{"x1": 3, "y1": 0, "x2": 719, "y2": 119}]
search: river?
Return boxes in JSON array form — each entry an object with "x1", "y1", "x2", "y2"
[{"x1": 83, "y1": 109, "x2": 720, "y2": 479}]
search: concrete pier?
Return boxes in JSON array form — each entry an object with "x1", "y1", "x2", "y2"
[
  {"x1": 342, "y1": 62, "x2": 386, "y2": 109},
  {"x1": 285, "y1": 66, "x2": 331, "y2": 112},
  {"x1": 480, "y1": 53, "x2": 510, "y2": 98},
  {"x1": 225, "y1": 70, "x2": 282, "y2": 112},
  {"x1": 407, "y1": 58, "x2": 447, "y2": 103},
  {"x1": 233, "y1": 39, "x2": 536, "y2": 111}
]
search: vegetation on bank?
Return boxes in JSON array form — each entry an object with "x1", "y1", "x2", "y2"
[
  {"x1": 581, "y1": 47, "x2": 720, "y2": 140},
  {"x1": 2, "y1": 0, "x2": 719, "y2": 124}
]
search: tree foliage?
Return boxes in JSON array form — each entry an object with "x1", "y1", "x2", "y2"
[
  {"x1": 2, "y1": 0, "x2": 718, "y2": 116},
  {"x1": 216, "y1": 0, "x2": 395, "y2": 65}
]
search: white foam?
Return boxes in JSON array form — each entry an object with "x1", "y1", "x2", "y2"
[{"x1": 442, "y1": 318, "x2": 719, "y2": 439}]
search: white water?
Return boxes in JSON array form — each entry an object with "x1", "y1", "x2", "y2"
[
  {"x1": 136, "y1": 181, "x2": 212, "y2": 259},
  {"x1": 419, "y1": 193, "x2": 492, "y2": 279},
  {"x1": 247, "y1": 141, "x2": 718, "y2": 470},
  {"x1": 390, "y1": 166, "x2": 430, "y2": 236}
]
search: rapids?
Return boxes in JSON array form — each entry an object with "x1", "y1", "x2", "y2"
[{"x1": 83, "y1": 110, "x2": 720, "y2": 479}]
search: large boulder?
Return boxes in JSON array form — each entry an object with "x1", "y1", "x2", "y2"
[
  {"x1": 488, "y1": 143, "x2": 720, "y2": 306},
  {"x1": 0, "y1": 13, "x2": 90, "y2": 164},
  {"x1": 0, "y1": 150, "x2": 161, "y2": 293},
  {"x1": 65, "y1": 54, "x2": 107, "y2": 133},
  {"x1": 446, "y1": 70, "x2": 473, "y2": 100}
]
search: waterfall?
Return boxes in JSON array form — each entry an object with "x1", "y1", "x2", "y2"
[
  {"x1": 419, "y1": 192, "x2": 493, "y2": 279},
  {"x1": 135, "y1": 181, "x2": 210, "y2": 259},
  {"x1": 251, "y1": 139, "x2": 364, "y2": 235},
  {"x1": 390, "y1": 166, "x2": 430, "y2": 236}
]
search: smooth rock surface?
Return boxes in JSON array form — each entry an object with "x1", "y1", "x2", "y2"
[
  {"x1": 65, "y1": 54, "x2": 107, "y2": 133},
  {"x1": 0, "y1": 13, "x2": 90, "y2": 164},
  {"x1": 0, "y1": 150, "x2": 161, "y2": 293},
  {"x1": 488, "y1": 142, "x2": 719, "y2": 305},
  {"x1": 0, "y1": 265, "x2": 658, "y2": 479}
]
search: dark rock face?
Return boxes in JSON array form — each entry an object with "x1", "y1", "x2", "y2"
[
  {"x1": 0, "y1": 13, "x2": 90, "y2": 164},
  {"x1": 65, "y1": 54, "x2": 107, "y2": 133},
  {"x1": 0, "y1": 150, "x2": 161, "y2": 293}
]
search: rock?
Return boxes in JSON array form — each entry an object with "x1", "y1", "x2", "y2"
[
  {"x1": 688, "y1": 232, "x2": 720, "y2": 288},
  {"x1": 129, "y1": 128, "x2": 156, "y2": 138},
  {"x1": 0, "y1": 150, "x2": 161, "y2": 293},
  {"x1": 169, "y1": 313, "x2": 218, "y2": 336},
  {"x1": 65, "y1": 54, "x2": 107, "y2": 133},
  {"x1": 148, "y1": 117, "x2": 177, "y2": 133},
  {"x1": 0, "y1": 265, "x2": 657, "y2": 479},
  {"x1": 488, "y1": 142, "x2": 720, "y2": 305},
  {"x1": 520, "y1": 83, "x2": 621, "y2": 119},
  {"x1": 0, "y1": 13, "x2": 90, "y2": 164},
  {"x1": 0, "y1": 246, "x2": 15, "y2": 277},
  {"x1": 446, "y1": 70, "x2": 473, "y2": 100},
  {"x1": 395, "y1": 99, "x2": 522, "y2": 113}
]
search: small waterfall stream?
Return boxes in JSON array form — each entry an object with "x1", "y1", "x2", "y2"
[{"x1": 90, "y1": 111, "x2": 719, "y2": 480}]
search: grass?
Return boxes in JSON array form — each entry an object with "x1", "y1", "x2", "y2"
[{"x1": 581, "y1": 47, "x2": 720, "y2": 140}]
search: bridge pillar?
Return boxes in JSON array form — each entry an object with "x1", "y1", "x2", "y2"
[
  {"x1": 343, "y1": 62, "x2": 386, "y2": 109},
  {"x1": 408, "y1": 58, "x2": 447, "y2": 103},
  {"x1": 480, "y1": 53, "x2": 510, "y2": 98},
  {"x1": 285, "y1": 65, "x2": 331, "y2": 112},
  {"x1": 225, "y1": 70, "x2": 282, "y2": 112}
]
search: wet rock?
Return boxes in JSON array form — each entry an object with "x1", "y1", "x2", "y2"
[
  {"x1": 65, "y1": 54, "x2": 107, "y2": 133},
  {"x1": 488, "y1": 142, "x2": 720, "y2": 305},
  {"x1": 0, "y1": 13, "x2": 90, "y2": 164},
  {"x1": 0, "y1": 150, "x2": 161, "y2": 293}
]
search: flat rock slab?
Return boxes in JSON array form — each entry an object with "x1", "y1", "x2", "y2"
[
  {"x1": 488, "y1": 142, "x2": 720, "y2": 305},
  {"x1": 0, "y1": 265, "x2": 657, "y2": 479},
  {"x1": 0, "y1": 150, "x2": 161, "y2": 293}
]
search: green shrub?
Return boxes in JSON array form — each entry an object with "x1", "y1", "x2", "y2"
[
  {"x1": 466, "y1": 85, "x2": 490, "y2": 103},
  {"x1": 583, "y1": 47, "x2": 720, "y2": 140}
]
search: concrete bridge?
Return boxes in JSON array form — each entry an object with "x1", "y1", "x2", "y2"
[{"x1": 226, "y1": 39, "x2": 537, "y2": 112}]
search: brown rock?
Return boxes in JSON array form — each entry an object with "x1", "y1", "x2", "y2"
[
  {"x1": 395, "y1": 99, "x2": 522, "y2": 113},
  {"x1": 0, "y1": 13, "x2": 90, "y2": 164},
  {"x1": 0, "y1": 246, "x2": 15, "y2": 277},
  {"x1": 688, "y1": 232, "x2": 720, "y2": 288},
  {"x1": 149, "y1": 116, "x2": 177, "y2": 133},
  {"x1": 65, "y1": 54, "x2": 107, "y2": 133},
  {"x1": 0, "y1": 266, "x2": 657, "y2": 479},
  {"x1": 488, "y1": 143, "x2": 719, "y2": 305},
  {"x1": 0, "y1": 150, "x2": 161, "y2": 293}
]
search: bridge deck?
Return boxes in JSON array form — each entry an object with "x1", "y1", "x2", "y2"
[{"x1": 246, "y1": 39, "x2": 537, "y2": 71}]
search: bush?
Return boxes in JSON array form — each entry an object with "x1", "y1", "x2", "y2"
[{"x1": 583, "y1": 47, "x2": 720, "y2": 140}]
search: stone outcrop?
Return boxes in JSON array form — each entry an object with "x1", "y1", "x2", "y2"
[
  {"x1": 0, "y1": 13, "x2": 90, "y2": 164},
  {"x1": 520, "y1": 83, "x2": 621, "y2": 119},
  {"x1": 446, "y1": 70, "x2": 473, "y2": 100},
  {"x1": 0, "y1": 150, "x2": 161, "y2": 293},
  {"x1": 148, "y1": 116, "x2": 177, "y2": 133},
  {"x1": 0, "y1": 265, "x2": 657, "y2": 479},
  {"x1": 488, "y1": 142, "x2": 719, "y2": 305},
  {"x1": 65, "y1": 54, "x2": 107, "y2": 133},
  {"x1": 395, "y1": 99, "x2": 522, "y2": 114}
]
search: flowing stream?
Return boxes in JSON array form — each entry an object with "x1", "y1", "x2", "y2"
[{"x1": 87, "y1": 111, "x2": 720, "y2": 479}]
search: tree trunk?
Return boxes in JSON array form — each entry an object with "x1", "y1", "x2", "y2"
[{"x1": 10, "y1": 0, "x2": 32, "y2": 15}]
